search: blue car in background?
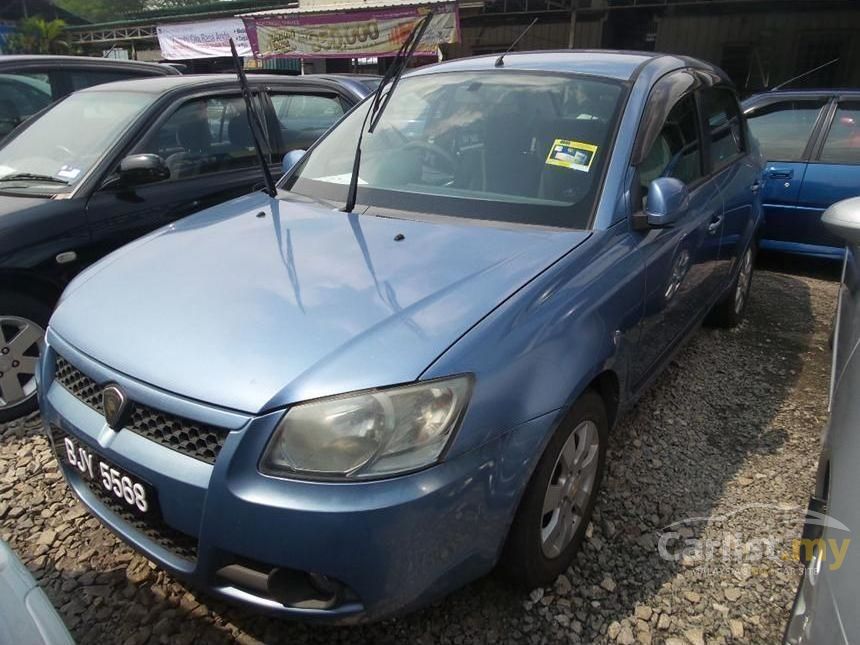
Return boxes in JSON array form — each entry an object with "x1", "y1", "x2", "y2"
[
  {"x1": 39, "y1": 51, "x2": 762, "y2": 622},
  {"x1": 744, "y1": 90, "x2": 860, "y2": 259}
]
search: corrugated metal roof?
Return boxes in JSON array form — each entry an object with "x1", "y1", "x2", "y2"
[
  {"x1": 66, "y1": 0, "x2": 296, "y2": 32},
  {"x1": 241, "y1": 0, "x2": 451, "y2": 18}
]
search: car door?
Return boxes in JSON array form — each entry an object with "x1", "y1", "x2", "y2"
[
  {"x1": 797, "y1": 98, "x2": 860, "y2": 250},
  {"x1": 700, "y1": 85, "x2": 761, "y2": 289},
  {"x1": 84, "y1": 90, "x2": 280, "y2": 257},
  {"x1": 743, "y1": 96, "x2": 830, "y2": 251},
  {"x1": 629, "y1": 78, "x2": 724, "y2": 390}
]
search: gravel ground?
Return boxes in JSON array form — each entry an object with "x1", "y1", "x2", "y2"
[{"x1": 0, "y1": 267, "x2": 838, "y2": 645}]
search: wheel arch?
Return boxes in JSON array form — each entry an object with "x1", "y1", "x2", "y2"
[{"x1": 0, "y1": 270, "x2": 63, "y2": 306}]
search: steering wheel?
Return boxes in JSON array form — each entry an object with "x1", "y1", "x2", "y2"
[{"x1": 401, "y1": 140, "x2": 457, "y2": 173}]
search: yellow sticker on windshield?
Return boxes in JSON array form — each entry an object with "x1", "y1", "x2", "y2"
[{"x1": 546, "y1": 139, "x2": 598, "y2": 172}]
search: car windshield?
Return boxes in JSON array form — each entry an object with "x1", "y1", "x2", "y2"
[
  {"x1": 285, "y1": 71, "x2": 625, "y2": 228},
  {"x1": 0, "y1": 90, "x2": 153, "y2": 195}
]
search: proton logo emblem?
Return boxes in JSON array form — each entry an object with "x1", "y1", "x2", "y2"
[{"x1": 102, "y1": 385, "x2": 130, "y2": 430}]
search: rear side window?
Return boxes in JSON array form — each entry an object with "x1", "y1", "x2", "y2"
[
  {"x1": 639, "y1": 93, "x2": 703, "y2": 189},
  {"x1": 0, "y1": 76, "x2": 52, "y2": 138},
  {"x1": 67, "y1": 69, "x2": 147, "y2": 91},
  {"x1": 746, "y1": 100, "x2": 826, "y2": 161},
  {"x1": 820, "y1": 101, "x2": 860, "y2": 164},
  {"x1": 703, "y1": 87, "x2": 745, "y2": 168},
  {"x1": 270, "y1": 93, "x2": 345, "y2": 153}
]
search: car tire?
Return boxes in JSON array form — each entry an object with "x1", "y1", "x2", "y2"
[
  {"x1": 500, "y1": 389, "x2": 608, "y2": 589},
  {"x1": 706, "y1": 241, "x2": 756, "y2": 329},
  {"x1": 0, "y1": 291, "x2": 51, "y2": 423}
]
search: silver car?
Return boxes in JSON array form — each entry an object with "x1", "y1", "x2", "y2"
[
  {"x1": 0, "y1": 539, "x2": 73, "y2": 644},
  {"x1": 785, "y1": 197, "x2": 860, "y2": 644}
]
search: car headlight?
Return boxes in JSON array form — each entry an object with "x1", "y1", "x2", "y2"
[{"x1": 260, "y1": 375, "x2": 472, "y2": 480}]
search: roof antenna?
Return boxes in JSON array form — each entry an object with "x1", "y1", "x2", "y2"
[
  {"x1": 770, "y1": 57, "x2": 839, "y2": 92},
  {"x1": 495, "y1": 18, "x2": 538, "y2": 68}
]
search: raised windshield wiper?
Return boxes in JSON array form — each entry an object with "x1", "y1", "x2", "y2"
[
  {"x1": 229, "y1": 38, "x2": 277, "y2": 198},
  {"x1": 342, "y1": 12, "x2": 433, "y2": 213},
  {"x1": 0, "y1": 173, "x2": 69, "y2": 185}
]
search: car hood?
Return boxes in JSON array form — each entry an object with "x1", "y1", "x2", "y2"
[{"x1": 51, "y1": 192, "x2": 590, "y2": 414}]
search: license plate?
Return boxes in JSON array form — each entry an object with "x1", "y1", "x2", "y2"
[{"x1": 56, "y1": 431, "x2": 157, "y2": 519}]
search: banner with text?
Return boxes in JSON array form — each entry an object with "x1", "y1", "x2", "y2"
[
  {"x1": 244, "y1": 4, "x2": 458, "y2": 59},
  {"x1": 157, "y1": 18, "x2": 251, "y2": 60}
]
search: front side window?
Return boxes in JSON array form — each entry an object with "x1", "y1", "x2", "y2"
[
  {"x1": 136, "y1": 95, "x2": 263, "y2": 181},
  {"x1": 820, "y1": 101, "x2": 860, "y2": 164},
  {"x1": 285, "y1": 71, "x2": 625, "y2": 228},
  {"x1": 0, "y1": 90, "x2": 152, "y2": 195},
  {"x1": 639, "y1": 93, "x2": 703, "y2": 192},
  {"x1": 703, "y1": 87, "x2": 745, "y2": 168},
  {"x1": 745, "y1": 100, "x2": 826, "y2": 161}
]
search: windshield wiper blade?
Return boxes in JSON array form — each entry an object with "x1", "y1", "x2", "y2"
[
  {"x1": 229, "y1": 38, "x2": 277, "y2": 198},
  {"x1": 0, "y1": 172, "x2": 69, "y2": 185},
  {"x1": 342, "y1": 12, "x2": 433, "y2": 213}
]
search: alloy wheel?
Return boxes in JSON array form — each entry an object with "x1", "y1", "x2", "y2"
[
  {"x1": 0, "y1": 316, "x2": 45, "y2": 410},
  {"x1": 734, "y1": 247, "x2": 753, "y2": 315},
  {"x1": 540, "y1": 420, "x2": 600, "y2": 558}
]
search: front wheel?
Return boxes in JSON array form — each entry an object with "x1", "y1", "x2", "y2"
[
  {"x1": 500, "y1": 390, "x2": 608, "y2": 589},
  {"x1": 0, "y1": 292, "x2": 51, "y2": 423},
  {"x1": 706, "y1": 241, "x2": 755, "y2": 329}
]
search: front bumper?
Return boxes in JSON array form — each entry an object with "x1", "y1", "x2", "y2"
[{"x1": 38, "y1": 330, "x2": 555, "y2": 623}]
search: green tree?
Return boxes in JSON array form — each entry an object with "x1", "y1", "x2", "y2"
[
  {"x1": 5, "y1": 17, "x2": 69, "y2": 54},
  {"x1": 55, "y1": 0, "x2": 220, "y2": 23},
  {"x1": 54, "y1": 0, "x2": 146, "y2": 23}
]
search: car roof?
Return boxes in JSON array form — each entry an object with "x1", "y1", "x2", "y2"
[
  {"x1": 0, "y1": 54, "x2": 176, "y2": 74},
  {"x1": 76, "y1": 73, "x2": 374, "y2": 98},
  {"x1": 408, "y1": 50, "x2": 720, "y2": 82},
  {"x1": 744, "y1": 88, "x2": 860, "y2": 104}
]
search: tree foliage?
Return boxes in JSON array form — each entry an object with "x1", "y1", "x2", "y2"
[
  {"x1": 4, "y1": 17, "x2": 68, "y2": 54},
  {"x1": 54, "y1": 0, "x2": 147, "y2": 23},
  {"x1": 55, "y1": 0, "x2": 225, "y2": 23}
]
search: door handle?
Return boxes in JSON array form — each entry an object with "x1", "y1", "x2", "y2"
[
  {"x1": 750, "y1": 180, "x2": 762, "y2": 193},
  {"x1": 766, "y1": 167, "x2": 794, "y2": 180},
  {"x1": 707, "y1": 216, "x2": 723, "y2": 234}
]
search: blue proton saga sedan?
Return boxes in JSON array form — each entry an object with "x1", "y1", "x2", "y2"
[{"x1": 38, "y1": 51, "x2": 762, "y2": 622}]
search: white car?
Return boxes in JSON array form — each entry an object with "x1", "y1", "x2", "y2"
[{"x1": 0, "y1": 539, "x2": 73, "y2": 644}]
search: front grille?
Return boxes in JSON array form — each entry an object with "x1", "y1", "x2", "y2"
[
  {"x1": 55, "y1": 355, "x2": 104, "y2": 412},
  {"x1": 87, "y1": 476, "x2": 199, "y2": 563},
  {"x1": 54, "y1": 355, "x2": 228, "y2": 464},
  {"x1": 50, "y1": 426, "x2": 198, "y2": 563}
]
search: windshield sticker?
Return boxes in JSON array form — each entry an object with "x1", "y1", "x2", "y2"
[
  {"x1": 545, "y1": 139, "x2": 598, "y2": 173},
  {"x1": 57, "y1": 166, "x2": 81, "y2": 181},
  {"x1": 315, "y1": 173, "x2": 367, "y2": 185}
]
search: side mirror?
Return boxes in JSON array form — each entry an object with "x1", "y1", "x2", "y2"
[
  {"x1": 282, "y1": 149, "x2": 306, "y2": 175},
  {"x1": 117, "y1": 154, "x2": 169, "y2": 187},
  {"x1": 644, "y1": 177, "x2": 690, "y2": 227},
  {"x1": 822, "y1": 197, "x2": 860, "y2": 245}
]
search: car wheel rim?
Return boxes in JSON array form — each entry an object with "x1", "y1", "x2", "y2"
[
  {"x1": 540, "y1": 420, "x2": 600, "y2": 559},
  {"x1": 734, "y1": 247, "x2": 753, "y2": 315},
  {"x1": 0, "y1": 316, "x2": 45, "y2": 410}
]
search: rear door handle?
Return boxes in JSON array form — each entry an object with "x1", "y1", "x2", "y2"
[
  {"x1": 766, "y1": 167, "x2": 794, "y2": 180},
  {"x1": 708, "y1": 215, "x2": 723, "y2": 234}
]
